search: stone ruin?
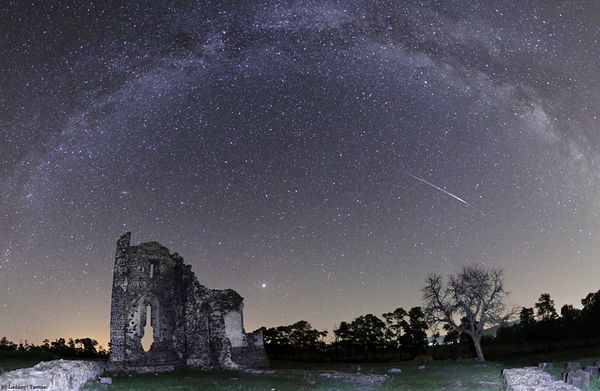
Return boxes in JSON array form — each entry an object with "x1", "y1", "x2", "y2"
[
  {"x1": 108, "y1": 233, "x2": 268, "y2": 373},
  {"x1": 502, "y1": 367, "x2": 579, "y2": 391},
  {"x1": 503, "y1": 359, "x2": 600, "y2": 391},
  {"x1": 0, "y1": 360, "x2": 105, "y2": 391}
]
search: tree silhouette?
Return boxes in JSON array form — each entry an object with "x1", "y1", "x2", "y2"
[
  {"x1": 74, "y1": 338, "x2": 99, "y2": 357},
  {"x1": 442, "y1": 317, "x2": 470, "y2": 345},
  {"x1": 334, "y1": 314, "x2": 386, "y2": 359},
  {"x1": 0, "y1": 337, "x2": 17, "y2": 351},
  {"x1": 535, "y1": 293, "x2": 558, "y2": 321},
  {"x1": 262, "y1": 320, "x2": 327, "y2": 356},
  {"x1": 399, "y1": 307, "x2": 428, "y2": 355},
  {"x1": 519, "y1": 307, "x2": 535, "y2": 326},
  {"x1": 382, "y1": 307, "x2": 408, "y2": 348},
  {"x1": 286, "y1": 321, "x2": 327, "y2": 349},
  {"x1": 381, "y1": 307, "x2": 428, "y2": 354},
  {"x1": 581, "y1": 289, "x2": 600, "y2": 336},
  {"x1": 560, "y1": 304, "x2": 580, "y2": 323},
  {"x1": 423, "y1": 265, "x2": 513, "y2": 361},
  {"x1": 0, "y1": 336, "x2": 106, "y2": 359}
]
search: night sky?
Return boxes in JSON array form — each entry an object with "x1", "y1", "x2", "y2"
[{"x1": 2, "y1": 1, "x2": 600, "y2": 347}]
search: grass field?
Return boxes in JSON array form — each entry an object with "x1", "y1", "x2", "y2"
[
  {"x1": 4, "y1": 346, "x2": 600, "y2": 390},
  {"x1": 82, "y1": 360, "x2": 505, "y2": 391},
  {"x1": 80, "y1": 346, "x2": 600, "y2": 390}
]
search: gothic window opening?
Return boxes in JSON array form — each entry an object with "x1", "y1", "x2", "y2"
[{"x1": 141, "y1": 304, "x2": 154, "y2": 352}]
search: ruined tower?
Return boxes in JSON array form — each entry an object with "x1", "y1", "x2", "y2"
[{"x1": 108, "y1": 233, "x2": 268, "y2": 373}]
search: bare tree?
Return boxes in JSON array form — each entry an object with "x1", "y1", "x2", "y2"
[{"x1": 422, "y1": 265, "x2": 513, "y2": 361}]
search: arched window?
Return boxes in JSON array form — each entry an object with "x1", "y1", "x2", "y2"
[
  {"x1": 130, "y1": 294, "x2": 161, "y2": 354},
  {"x1": 141, "y1": 304, "x2": 153, "y2": 352}
]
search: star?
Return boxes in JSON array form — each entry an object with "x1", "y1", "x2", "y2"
[{"x1": 0, "y1": 0, "x2": 598, "y2": 347}]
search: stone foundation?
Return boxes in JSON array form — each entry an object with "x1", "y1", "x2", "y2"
[
  {"x1": 108, "y1": 363, "x2": 177, "y2": 374},
  {"x1": 231, "y1": 346, "x2": 269, "y2": 368},
  {"x1": 502, "y1": 367, "x2": 579, "y2": 391},
  {"x1": 0, "y1": 359, "x2": 105, "y2": 391}
]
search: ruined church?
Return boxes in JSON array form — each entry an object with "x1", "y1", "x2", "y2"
[{"x1": 108, "y1": 233, "x2": 268, "y2": 373}]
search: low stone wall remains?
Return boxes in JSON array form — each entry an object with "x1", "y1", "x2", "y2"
[
  {"x1": 502, "y1": 367, "x2": 579, "y2": 391},
  {"x1": 0, "y1": 359, "x2": 105, "y2": 391}
]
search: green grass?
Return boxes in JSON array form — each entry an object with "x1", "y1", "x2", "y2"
[
  {"x1": 6, "y1": 346, "x2": 600, "y2": 390},
  {"x1": 372, "y1": 361, "x2": 504, "y2": 390},
  {"x1": 81, "y1": 361, "x2": 505, "y2": 391}
]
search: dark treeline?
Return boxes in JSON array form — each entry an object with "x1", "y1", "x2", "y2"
[
  {"x1": 260, "y1": 307, "x2": 429, "y2": 361},
  {"x1": 490, "y1": 289, "x2": 600, "y2": 350},
  {"x1": 261, "y1": 289, "x2": 600, "y2": 362},
  {"x1": 426, "y1": 289, "x2": 600, "y2": 360},
  {"x1": 0, "y1": 336, "x2": 107, "y2": 361},
  {"x1": 4, "y1": 289, "x2": 599, "y2": 364}
]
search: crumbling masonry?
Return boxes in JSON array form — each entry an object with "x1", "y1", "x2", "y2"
[{"x1": 108, "y1": 233, "x2": 268, "y2": 373}]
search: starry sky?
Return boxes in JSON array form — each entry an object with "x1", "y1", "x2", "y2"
[{"x1": 1, "y1": 1, "x2": 600, "y2": 347}]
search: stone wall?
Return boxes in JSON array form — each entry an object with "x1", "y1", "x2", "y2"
[
  {"x1": 108, "y1": 232, "x2": 268, "y2": 372},
  {"x1": 224, "y1": 310, "x2": 246, "y2": 347},
  {"x1": 107, "y1": 233, "x2": 130, "y2": 362},
  {"x1": 231, "y1": 346, "x2": 269, "y2": 368},
  {"x1": 0, "y1": 359, "x2": 105, "y2": 391},
  {"x1": 502, "y1": 367, "x2": 579, "y2": 391},
  {"x1": 231, "y1": 329, "x2": 269, "y2": 368}
]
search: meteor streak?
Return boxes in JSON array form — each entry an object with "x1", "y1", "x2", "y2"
[{"x1": 404, "y1": 172, "x2": 469, "y2": 206}]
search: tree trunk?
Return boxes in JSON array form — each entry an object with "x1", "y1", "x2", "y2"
[{"x1": 471, "y1": 334, "x2": 485, "y2": 361}]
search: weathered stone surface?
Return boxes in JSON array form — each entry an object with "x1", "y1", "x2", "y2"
[
  {"x1": 99, "y1": 376, "x2": 112, "y2": 384},
  {"x1": 109, "y1": 233, "x2": 268, "y2": 373},
  {"x1": 584, "y1": 366, "x2": 599, "y2": 377},
  {"x1": 0, "y1": 359, "x2": 105, "y2": 391},
  {"x1": 565, "y1": 369, "x2": 589, "y2": 389},
  {"x1": 538, "y1": 362, "x2": 553, "y2": 371},
  {"x1": 388, "y1": 368, "x2": 402, "y2": 374},
  {"x1": 565, "y1": 362, "x2": 581, "y2": 371},
  {"x1": 502, "y1": 367, "x2": 579, "y2": 391}
]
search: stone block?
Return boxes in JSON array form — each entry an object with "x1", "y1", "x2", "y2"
[
  {"x1": 99, "y1": 376, "x2": 112, "y2": 384},
  {"x1": 566, "y1": 361, "x2": 581, "y2": 371},
  {"x1": 502, "y1": 367, "x2": 579, "y2": 391},
  {"x1": 565, "y1": 369, "x2": 589, "y2": 389},
  {"x1": 584, "y1": 366, "x2": 599, "y2": 377},
  {"x1": 0, "y1": 360, "x2": 105, "y2": 391},
  {"x1": 538, "y1": 362, "x2": 553, "y2": 371}
]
